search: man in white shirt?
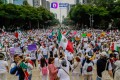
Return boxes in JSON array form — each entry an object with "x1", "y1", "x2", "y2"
[
  {"x1": 41, "y1": 45, "x2": 48, "y2": 59},
  {"x1": 57, "y1": 59, "x2": 70, "y2": 80},
  {"x1": 0, "y1": 52, "x2": 9, "y2": 80},
  {"x1": 53, "y1": 46, "x2": 58, "y2": 57}
]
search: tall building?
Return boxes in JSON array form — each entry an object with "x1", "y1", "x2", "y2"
[
  {"x1": 33, "y1": 0, "x2": 40, "y2": 7},
  {"x1": 46, "y1": 1, "x2": 50, "y2": 11},
  {"x1": 41, "y1": 0, "x2": 46, "y2": 8},
  {"x1": 9, "y1": 0, "x2": 13, "y2": 3},
  {"x1": 27, "y1": 0, "x2": 33, "y2": 6},
  {"x1": 75, "y1": 0, "x2": 85, "y2": 4},
  {"x1": 83, "y1": 0, "x2": 87, "y2": 4}
]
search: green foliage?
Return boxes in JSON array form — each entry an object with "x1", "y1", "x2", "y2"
[
  {"x1": 68, "y1": 0, "x2": 120, "y2": 29},
  {"x1": 0, "y1": 3, "x2": 57, "y2": 30},
  {"x1": 0, "y1": 0, "x2": 3, "y2": 4}
]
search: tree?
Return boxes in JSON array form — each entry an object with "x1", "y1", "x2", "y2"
[
  {"x1": 0, "y1": 3, "x2": 58, "y2": 30},
  {"x1": 69, "y1": 4, "x2": 109, "y2": 28},
  {"x1": 0, "y1": 0, "x2": 3, "y2": 4}
]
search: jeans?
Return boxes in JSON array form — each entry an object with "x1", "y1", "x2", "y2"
[
  {"x1": 43, "y1": 55, "x2": 48, "y2": 59},
  {"x1": 96, "y1": 76, "x2": 101, "y2": 80}
]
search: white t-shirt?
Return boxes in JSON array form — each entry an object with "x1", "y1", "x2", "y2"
[
  {"x1": 83, "y1": 62, "x2": 94, "y2": 75},
  {"x1": 38, "y1": 53, "x2": 43, "y2": 60},
  {"x1": 42, "y1": 47, "x2": 48, "y2": 55},
  {"x1": 54, "y1": 57, "x2": 60, "y2": 68},
  {"x1": 57, "y1": 67, "x2": 70, "y2": 80},
  {"x1": 0, "y1": 60, "x2": 8, "y2": 74},
  {"x1": 67, "y1": 54, "x2": 74, "y2": 61},
  {"x1": 30, "y1": 51, "x2": 36, "y2": 60},
  {"x1": 53, "y1": 48, "x2": 58, "y2": 56},
  {"x1": 49, "y1": 45, "x2": 53, "y2": 52},
  {"x1": 72, "y1": 62, "x2": 82, "y2": 74}
]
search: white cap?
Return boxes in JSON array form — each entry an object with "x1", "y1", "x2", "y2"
[{"x1": 100, "y1": 52, "x2": 107, "y2": 56}]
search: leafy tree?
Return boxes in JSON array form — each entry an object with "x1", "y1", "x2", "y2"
[
  {"x1": 0, "y1": 0, "x2": 3, "y2": 4},
  {"x1": 0, "y1": 3, "x2": 58, "y2": 30}
]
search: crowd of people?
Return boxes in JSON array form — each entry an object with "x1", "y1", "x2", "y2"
[{"x1": 0, "y1": 29, "x2": 120, "y2": 80}]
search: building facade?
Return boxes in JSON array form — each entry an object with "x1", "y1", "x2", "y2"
[
  {"x1": 41, "y1": 0, "x2": 46, "y2": 8},
  {"x1": 46, "y1": 1, "x2": 50, "y2": 11},
  {"x1": 33, "y1": 0, "x2": 40, "y2": 7}
]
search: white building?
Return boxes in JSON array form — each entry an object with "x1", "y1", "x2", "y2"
[
  {"x1": 49, "y1": 0, "x2": 75, "y2": 23},
  {"x1": 27, "y1": 0, "x2": 33, "y2": 6}
]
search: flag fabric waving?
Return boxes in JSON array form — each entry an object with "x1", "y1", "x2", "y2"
[{"x1": 58, "y1": 30, "x2": 74, "y2": 53}]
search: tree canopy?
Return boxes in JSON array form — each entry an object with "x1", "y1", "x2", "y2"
[
  {"x1": 64, "y1": 0, "x2": 120, "y2": 29},
  {"x1": 0, "y1": 3, "x2": 59, "y2": 31}
]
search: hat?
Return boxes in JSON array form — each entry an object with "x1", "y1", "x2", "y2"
[
  {"x1": 100, "y1": 52, "x2": 107, "y2": 56},
  {"x1": 0, "y1": 52, "x2": 5, "y2": 60}
]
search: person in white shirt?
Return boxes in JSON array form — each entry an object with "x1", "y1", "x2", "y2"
[
  {"x1": 57, "y1": 59, "x2": 70, "y2": 80},
  {"x1": 49, "y1": 44, "x2": 53, "y2": 57},
  {"x1": 72, "y1": 56, "x2": 82, "y2": 80},
  {"x1": 30, "y1": 50, "x2": 37, "y2": 67},
  {"x1": 37, "y1": 50, "x2": 43, "y2": 63},
  {"x1": 54, "y1": 54, "x2": 60, "y2": 69},
  {"x1": 42, "y1": 45, "x2": 48, "y2": 59},
  {"x1": 0, "y1": 52, "x2": 9, "y2": 80},
  {"x1": 83, "y1": 56, "x2": 94, "y2": 80},
  {"x1": 53, "y1": 46, "x2": 58, "y2": 57},
  {"x1": 67, "y1": 52, "x2": 74, "y2": 71}
]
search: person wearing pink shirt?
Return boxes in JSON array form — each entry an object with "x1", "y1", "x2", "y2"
[{"x1": 48, "y1": 57, "x2": 58, "y2": 80}]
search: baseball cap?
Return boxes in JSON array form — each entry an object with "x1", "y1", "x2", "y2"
[{"x1": 100, "y1": 52, "x2": 107, "y2": 56}]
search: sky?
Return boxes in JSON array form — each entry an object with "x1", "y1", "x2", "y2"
[{"x1": 48, "y1": 0, "x2": 76, "y2": 22}]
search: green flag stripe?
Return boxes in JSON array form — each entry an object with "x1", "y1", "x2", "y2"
[
  {"x1": 58, "y1": 30, "x2": 62, "y2": 43},
  {"x1": 65, "y1": 30, "x2": 71, "y2": 36}
]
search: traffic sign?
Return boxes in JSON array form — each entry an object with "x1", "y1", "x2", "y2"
[{"x1": 59, "y1": 3, "x2": 69, "y2": 7}]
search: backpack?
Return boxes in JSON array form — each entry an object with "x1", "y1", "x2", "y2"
[
  {"x1": 42, "y1": 66, "x2": 48, "y2": 75},
  {"x1": 86, "y1": 62, "x2": 94, "y2": 72},
  {"x1": 87, "y1": 65, "x2": 93, "y2": 72}
]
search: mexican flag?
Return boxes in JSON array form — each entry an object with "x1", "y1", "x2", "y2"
[
  {"x1": 14, "y1": 30, "x2": 22, "y2": 39},
  {"x1": 111, "y1": 42, "x2": 120, "y2": 51},
  {"x1": 58, "y1": 30, "x2": 74, "y2": 53}
]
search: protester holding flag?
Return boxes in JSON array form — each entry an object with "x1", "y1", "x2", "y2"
[
  {"x1": 10, "y1": 54, "x2": 27, "y2": 80},
  {"x1": 25, "y1": 57, "x2": 33, "y2": 80}
]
